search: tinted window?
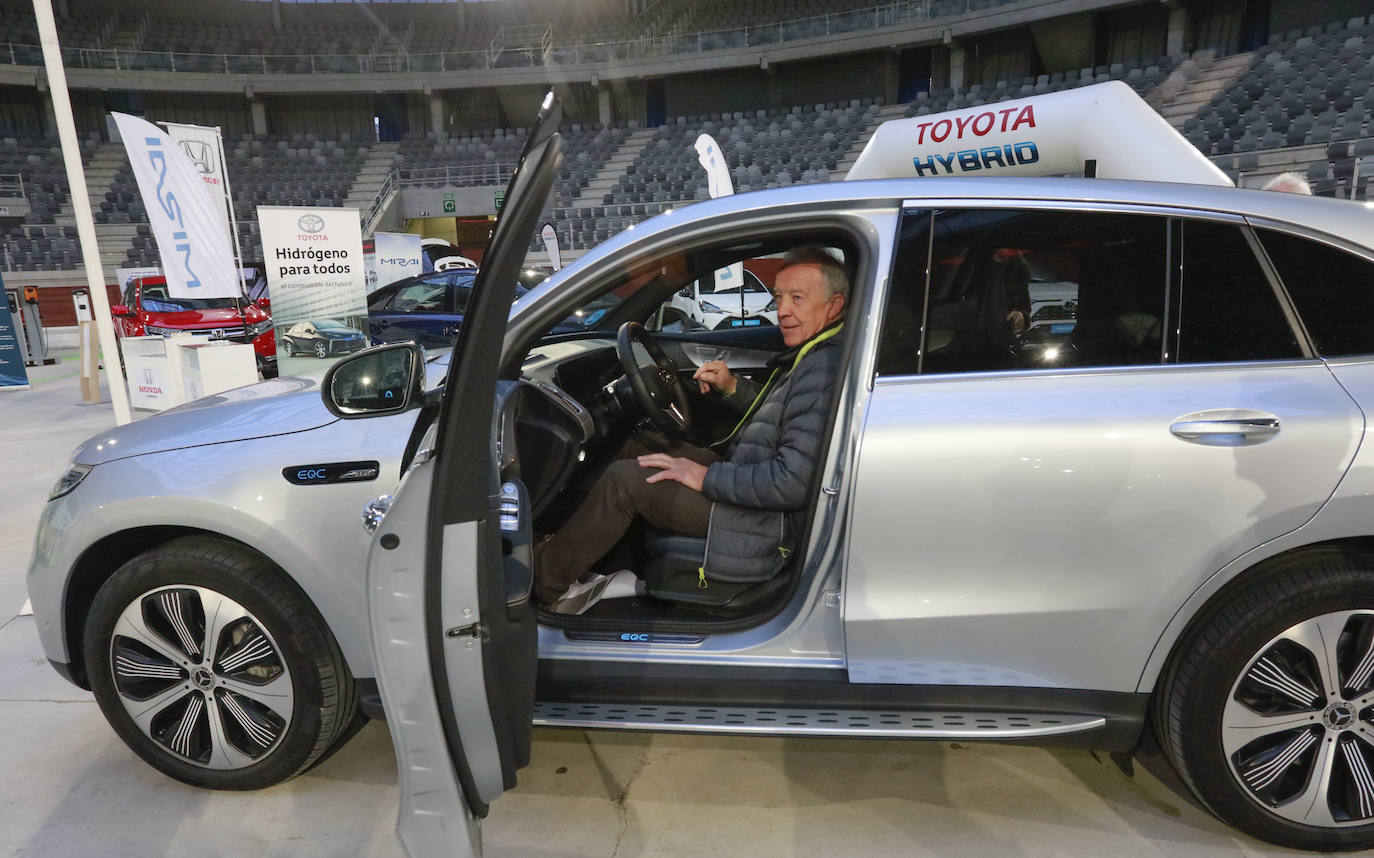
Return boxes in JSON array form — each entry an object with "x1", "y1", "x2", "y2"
[
  {"x1": 879, "y1": 209, "x2": 1168, "y2": 376},
  {"x1": 367, "y1": 285, "x2": 398, "y2": 313},
  {"x1": 1174, "y1": 221, "x2": 1301, "y2": 363},
  {"x1": 1257, "y1": 229, "x2": 1374, "y2": 357},
  {"x1": 388, "y1": 278, "x2": 448, "y2": 313}
]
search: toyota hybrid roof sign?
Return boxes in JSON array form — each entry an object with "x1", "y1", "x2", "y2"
[{"x1": 846, "y1": 80, "x2": 1231, "y2": 187}]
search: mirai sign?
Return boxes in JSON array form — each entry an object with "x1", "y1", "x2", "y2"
[{"x1": 146, "y1": 137, "x2": 203, "y2": 290}]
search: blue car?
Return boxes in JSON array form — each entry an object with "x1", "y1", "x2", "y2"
[
  {"x1": 367, "y1": 268, "x2": 478, "y2": 349},
  {"x1": 369, "y1": 267, "x2": 585, "y2": 347}
]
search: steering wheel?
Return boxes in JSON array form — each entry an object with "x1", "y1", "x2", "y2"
[{"x1": 615, "y1": 322, "x2": 694, "y2": 439}]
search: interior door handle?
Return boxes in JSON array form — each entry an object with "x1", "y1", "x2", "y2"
[{"x1": 1170, "y1": 411, "x2": 1281, "y2": 446}]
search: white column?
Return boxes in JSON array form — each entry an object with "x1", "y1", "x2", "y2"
[
  {"x1": 32, "y1": 0, "x2": 131, "y2": 424},
  {"x1": 948, "y1": 45, "x2": 966, "y2": 91},
  {"x1": 430, "y1": 91, "x2": 445, "y2": 136}
]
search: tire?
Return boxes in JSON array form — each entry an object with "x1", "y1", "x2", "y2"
[
  {"x1": 313, "y1": 340, "x2": 328, "y2": 358},
  {"x1": 84, "y1": 536, "x2": 357, "y2": 790},
  {"x1": 281, "y1": 338, "x2": 294, "y2": 357},
  {"x1": 1155, "y1": 548, "x2": 1374, "y2": 851}
]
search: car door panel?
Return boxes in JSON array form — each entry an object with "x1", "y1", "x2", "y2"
[
  {"x1": 368, "y1": 91, "x2": 559, "y2": 855},
  {"x1": 366, "y1": 459, "x2": 483, "y2": 858},
  {"x1": 844, "y1": 362, "x2": 1361, "y2": 692}
]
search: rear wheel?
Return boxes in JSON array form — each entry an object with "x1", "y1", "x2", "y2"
[
  {"x1": 84, "y1": 536, "x2": 357, "y2": 790},
  {"x1": 281, "y1": 338, "x2": 295, "y2": 357},
  {"x1": 1157, "y1": 550, "x2": 1374, "y2": 851}
]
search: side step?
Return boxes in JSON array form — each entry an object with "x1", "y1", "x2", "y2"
[{"x1": 533, "y1": 702, "x2": 1105, "y2": 739}]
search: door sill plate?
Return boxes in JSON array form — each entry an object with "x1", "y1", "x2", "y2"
[{"x1": 533, "y1": 702, "x2": 1105, "y2": 739}]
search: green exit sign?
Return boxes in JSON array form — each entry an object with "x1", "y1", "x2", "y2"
[
  {"x1": 442, "y1": 191, "x2": 455, "y2": 214},
  {"x1": 494, "y1": 189, "x2": 505, "y2": 212}
]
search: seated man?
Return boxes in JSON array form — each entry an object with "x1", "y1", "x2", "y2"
[{"x1": 535, "y1": 245, "x2": 850, "y2": 606}]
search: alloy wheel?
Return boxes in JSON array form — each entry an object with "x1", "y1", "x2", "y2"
[
  {"x1": 107, "y1": 584, "x2": 294, "y2": 770},
  {"x1": 1224, "y1": 610, "x2": 1374, "y2": 827},
  {"x1": 313, "y1": 341, "x2": 328, "y2": 358}
]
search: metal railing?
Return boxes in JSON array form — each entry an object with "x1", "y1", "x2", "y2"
[
  {"x1": 394, "y1": 163, "x2": 514, "y2": 189},
  {"x1": 0, "y1": 0, "x2": 986, "y2": 76}
]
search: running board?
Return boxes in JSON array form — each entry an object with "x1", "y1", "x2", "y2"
[{"x1": 533, "y1": 702, "x2": 1105, "y2": 739}]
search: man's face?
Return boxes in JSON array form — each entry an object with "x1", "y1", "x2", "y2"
[{"x1": 774, "y1": 262, "x2": 845, "y2": 348}]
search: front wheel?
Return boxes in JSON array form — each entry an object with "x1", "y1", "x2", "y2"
[
  {"x1": 313, "y1": 340, "x2": 328, "y2": 358},
  {"x1": 1157, "y1": 550, "x2": 1374, "y2": 851},
  {"x1": 84, "y1": 536, "x2": 357, "y2": 789}
]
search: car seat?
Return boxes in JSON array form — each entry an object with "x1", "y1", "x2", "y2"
[{"x1": 641, "y1": 535, "x2": 793, "y2": 612}]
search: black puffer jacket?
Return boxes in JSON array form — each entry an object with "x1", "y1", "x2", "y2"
[{"x1": 699, "y1": 323, "x2": 844, "y2": 582}]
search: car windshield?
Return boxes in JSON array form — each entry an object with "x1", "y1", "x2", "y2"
[
  {"x1": 141, "y1": 290, "x2": 237, "y2": 312},
  {"x1": 710, "y1": 277, "x2": 769, "y2": 295},
  {"x1": 316, "y1": 320, "x2": 354, "y2": 332}
]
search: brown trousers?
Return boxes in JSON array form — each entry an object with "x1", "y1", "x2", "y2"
[{"x1": 535, "y1": 432, "x2": 719, "y2": 602}]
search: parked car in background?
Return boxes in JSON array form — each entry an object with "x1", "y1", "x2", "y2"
[
  {"x1": 112, "y1": 275, "x2": 276, "y2": 375},
  {"x1": 668, "y1": 268, "x2": 777, "y2": 329},
  {"x1": 367, "y1": 268, "x2": 478, "y2": 349},
  {"x1": 278, "y1": 319, "x2": 367, "y2": 358}
]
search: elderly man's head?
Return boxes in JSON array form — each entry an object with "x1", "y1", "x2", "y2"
[
  {"x1": 773, "y1": 246, "x2": 849, "y2": 347},
  {"x1": 1262, "y1": 172, "x2": 1312, "y2": 195}
]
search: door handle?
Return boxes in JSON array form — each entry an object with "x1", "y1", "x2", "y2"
[{"x1": 1170, "y1": 411, "x2": 1280, "y2": 446}]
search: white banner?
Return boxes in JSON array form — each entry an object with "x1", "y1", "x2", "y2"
[
  {"x1": 113, "y1": 113, "x2": 239, "y2": 299},
  {"x1": 162, "y1": 121, "x2": 234, "y2": 237},
  {"x1": 540, "y1": 222, "x2": 561, "y2": 271},
  {"x1": 366, "y1": 231, "x2": 424, "y2": 292},
  {"x1": 258, "y1": 206, "x2": 368, "y2": 368},
  {"x1": 693, "y1": 133, "x2": 744, "y2": 292}
]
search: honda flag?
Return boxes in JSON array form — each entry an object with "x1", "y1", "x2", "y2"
[
  {"x1": 540, "y1": 222, "x2": 562, "y2": 271},
  {"x1": 113, "y1": 113, "x2": 238, "y2": 299},
  {"x1": 692, "y1": 133, "x2": 744, "y2": 293},
  {"x1": 162, "y1": 121, "x2": 234, "y2": 236}
]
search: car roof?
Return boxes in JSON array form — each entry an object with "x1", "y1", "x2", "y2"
[{"x1": 551, "y1": 177, "x2": 1374, "y2": 286}]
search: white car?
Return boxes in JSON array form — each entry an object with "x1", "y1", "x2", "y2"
[{"x1": 669, "y1": 268, "x2": 778, "y2": 330}]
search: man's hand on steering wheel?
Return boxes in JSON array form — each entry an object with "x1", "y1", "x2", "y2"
[{"x1": 616, "y1": 322, "x2": 695, "y2": 439}]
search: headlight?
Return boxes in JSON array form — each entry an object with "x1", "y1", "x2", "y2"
[
  {"x1": 49, "y1": 463, "x2": 92, "y2": 501},
  {"x1": 145, "y1": 325, "x2": 175, "y2": 336},
  {"x1": 764, "y1": 298, "x2": 777, "y2": 312},
  {"x1": 699, "y1": 300, "x2": 722, "y2": 314},
  {"x1": 246, "y1": 319, "x2": 273, "y2": 338}
]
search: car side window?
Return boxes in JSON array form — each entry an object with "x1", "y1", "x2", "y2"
[
  {"x1": 1256, "y1": 228, "x2": 1374, "y2": 357},
  {"x1": 389, "y1": 279, "x2": 448, "y2": 314},
  {"x1": 879, "y1": 208, "x2": 1169, "y2": 376},
  {"x1": 1173, "y1": 220, "x2": 1301, "y2": 363}
]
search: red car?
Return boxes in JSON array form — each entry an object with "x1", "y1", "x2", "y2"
[{"x1": 112, "y1": 275, "x2": 276, "y2": 376}]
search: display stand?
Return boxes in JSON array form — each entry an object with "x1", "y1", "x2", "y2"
[
  {"x1": 122, "y1": 335, "x2": 188, "y2": 411},
  {"x1": 174, "y1": 340, "x2": 256, "y2": 401}
]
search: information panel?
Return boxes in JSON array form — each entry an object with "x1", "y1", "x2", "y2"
[
  {"x1": 0, "y1": 278, "x2": 30, "y2": 389},
  {"x1": 258, "y1": 206, "x2": 369, "y2": 377}
]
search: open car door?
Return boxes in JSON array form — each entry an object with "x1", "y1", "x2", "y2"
[{"x1": 365, "y1": 92, "x2": 562, "y2": 858}]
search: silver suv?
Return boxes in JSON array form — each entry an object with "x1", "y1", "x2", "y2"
[{"x1": 28, "y1": 94, "x2": 1374, "y2": 854}]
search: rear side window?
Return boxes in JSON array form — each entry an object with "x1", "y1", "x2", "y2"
[
  {"x1": 879, "y1": 208, "x2": 1169, "y2": 376},
  {"x1": 1257, "y1": 229, "x2": 1374, "y2": 357},
  {"x1": 389, "y1": 279, "x2": 448, "y2": 313},
  {"x1": 1174, "y1": 221, "x2": 1301, "y2": 363}
]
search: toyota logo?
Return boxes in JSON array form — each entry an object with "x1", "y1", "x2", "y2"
[{"x1": 297, "y1": 214, "x2": 325, "y2": 233}]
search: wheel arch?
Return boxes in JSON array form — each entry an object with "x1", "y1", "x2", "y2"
[
  {"x1": 1139, "y1": 536, "x2": 1374, "y2": 698},
  {"x1": 61, "y1": 527, "x2": 343, "y2": 691}
]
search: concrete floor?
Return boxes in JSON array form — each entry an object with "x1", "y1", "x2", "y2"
[{"x1": 1, "y1": 354, "x2": 1300, "y2": 857}]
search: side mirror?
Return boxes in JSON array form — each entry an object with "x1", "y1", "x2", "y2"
[
  {"x1": 321, "y1": 342, "x2": 424, "y2": 419},
  {"x1": 111, "y1": 304, "x2": 133, "y2": 317}
]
